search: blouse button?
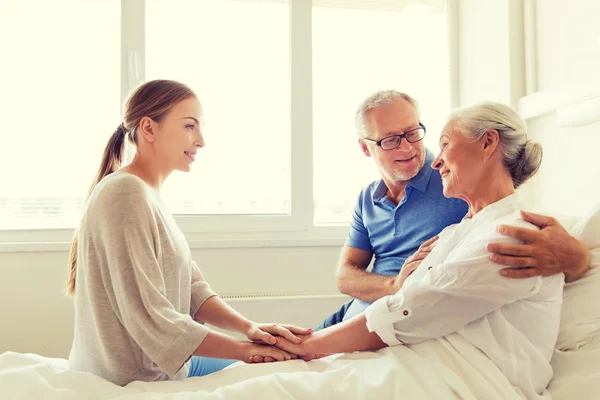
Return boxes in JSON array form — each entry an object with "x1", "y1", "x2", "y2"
[
  {"x1": 403, "y1": 310, "x2": 409, "y2": 316},
  {"x1": 428, "y1": 266, "x2": 433, "y2": 270}
]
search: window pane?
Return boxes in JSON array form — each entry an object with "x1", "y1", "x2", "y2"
[
  {"x1": 0, "y1": 0, "x2": 120, "y2": 230},
  {"x1": 145, "y1": 0, "x2": 291, "y2": 215},
  {"x1": 312, "y1": 1, "x2": 450, "y2": 224}
]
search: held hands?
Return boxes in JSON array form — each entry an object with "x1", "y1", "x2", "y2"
[
  {"x1": 241, "y1": 341, "x2": 298, "y2": 363},
  {"x1": 245, "y1": 322, "x2": 313, "y2": 345},
  {"x1": 248, "y1": 335, "x2": 329, "y2": 363},
  {"x1": 390, "y1": 235, "x2": 439, "y2": 293},
  {"x1": 487, "y1": 211, "x2": 590, "y2": 282},
  {"x1": 243, "y1": 322, "x2": 314, "y2": 363}
]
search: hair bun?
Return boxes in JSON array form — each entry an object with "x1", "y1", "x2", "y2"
[{"x1": 511, "y1": 140, "x2": 543, "y2": 188}]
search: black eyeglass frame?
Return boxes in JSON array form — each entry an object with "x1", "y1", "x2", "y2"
[{"x1": 362, "y1": 122, "x2": 427, "y2": 150}]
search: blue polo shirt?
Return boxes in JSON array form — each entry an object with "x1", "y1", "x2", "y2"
[{"x1": 342, "y1": 150, "x2": 468, "y2": 320}]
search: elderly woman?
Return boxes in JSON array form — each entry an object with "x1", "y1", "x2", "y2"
[{"x1": 273, "y1": 103, "x2": 563, "y2": 400}]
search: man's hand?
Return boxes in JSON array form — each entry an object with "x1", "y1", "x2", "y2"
[
  {"x1": 245, "y1": 322, "x2": 313, "y2": 346},
  {"x1": 487, "y1": 210, "x2": 590, "y2": 282},
  {"x1": 390, "y1": 236, "x2": 438, "y2": 294}
]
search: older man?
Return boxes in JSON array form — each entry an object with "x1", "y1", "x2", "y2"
[{"x1": 316, "y1": 90, "x2": 590, "y2": 329}]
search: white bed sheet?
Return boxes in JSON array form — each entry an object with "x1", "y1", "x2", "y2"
[
  {"x1": 1, "y1": 333, "x2": 525, "y2": 400},
  {"x1": 2, "y1": 333, "x2": 597, "y2": 399},
  {"x1": 548, "y1": 333, "x2": 600, "y2": 400}
]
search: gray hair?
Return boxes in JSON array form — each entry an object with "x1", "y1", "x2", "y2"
[
  {"x1": 448, "y1": 102, "x2": 542, "y2": 189},
  {"x1": 355, "y1": 90, "x2": 420, "y2": 137}
]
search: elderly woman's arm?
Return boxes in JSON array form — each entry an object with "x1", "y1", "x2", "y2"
[
  {"x1": 488, "y1": 211, "x2": 590, "y2": 282},
  {"x1": 274, "y1": 255, "x2": 555, "y2": 358},
  {"x1": 360, "y1": 256, "x2": 555, "y2": 347},
  {"x1": 303, "y1": 314, "x2": 385, "y2": 356},
  {"x1": 247, "y1": 314, "x2": 385, "y2": 362}
]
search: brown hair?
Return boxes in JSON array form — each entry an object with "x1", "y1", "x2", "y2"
[{"x1": 66, "y1": 80, "x2": 196, "y2": 296}]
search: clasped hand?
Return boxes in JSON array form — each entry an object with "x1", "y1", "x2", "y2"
[{"x1": 243, "y1": 322, "x2": 317, "y2": 363}]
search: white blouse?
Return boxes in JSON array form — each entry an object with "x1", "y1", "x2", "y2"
[{"x1": 364, "y1": 194, "x2": 564, "y2": 400}]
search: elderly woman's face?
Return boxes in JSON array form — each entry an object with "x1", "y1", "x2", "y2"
[{"x1": 431, "y1": 122, "x2": 486, "y2": 200}]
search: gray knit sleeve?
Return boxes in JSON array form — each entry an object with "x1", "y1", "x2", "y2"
[
  {"x1": 190, "y1": 260, "x2": 218, "y2": 318},
  {"x1": 93, "y1": 177, "x2": 209, "y2": 377}
]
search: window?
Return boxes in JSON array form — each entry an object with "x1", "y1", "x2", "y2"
[
  {"x1": 312, "y1": 0, "x2": 451, "y2": 224},
  {"x1": 1, "y1": 0, "x2": 454, "y2": 239},
  {"x1": 145, "y1": 0, "x2": 291, "y2": 215},
  {"x1": 0, "y1": 0, "x2": 120, "y2": 230}
]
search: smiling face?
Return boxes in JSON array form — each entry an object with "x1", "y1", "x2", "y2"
[
  {"x1": 359, "y1": 99, "x2": 426, "y2": 183},
  {"x1": 152, "y1": 97, "x2": 205, "y2": 173},
  {"x1": 431, "y1": 120, "x2": 489, "y2": 200}
]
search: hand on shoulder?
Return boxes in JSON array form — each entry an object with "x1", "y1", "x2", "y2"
[{"x1": 487, "y1": 210, "x2": 589, "y2": 281}]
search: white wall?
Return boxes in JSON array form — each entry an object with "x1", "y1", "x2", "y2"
[
  {"x1": 457, "y1": 0, "x2": 525, "y2": 107},
  {"x1": 458, "y1": 0, "x2": 511, "y2": 106},
  {"x1": 522, "y1": 116, "x2": 600, "y2": 216},
  {"x1": 534, "y1": 0, "x2": 600, "y2": 91},
  {"x1": 458, "y1": 0, "x2": 600, "y2": 215},
  {"x1": 519, "y1": 0, "x2": 600, "y2": 215},
  {"x1": 0, "y1": 246, "x2": 345, "y2": 358}
]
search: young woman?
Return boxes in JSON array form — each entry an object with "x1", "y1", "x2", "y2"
[{"x1": 66, "y1": 79, "x2": 310, "y2": 386}]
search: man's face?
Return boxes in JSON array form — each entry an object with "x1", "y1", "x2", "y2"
[{"x1": 359, "y1": 99, "x2": 426, "y2": 184}]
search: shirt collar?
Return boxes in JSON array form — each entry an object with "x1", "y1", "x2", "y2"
[
  {"x1": 372, "y1": 149, "x2": 436, "y2": 202},
  {"x1": 471, "y1": 193, "x2": 520, "y2": 222},
  {"x1": 407, "y1": 150, "x2": 435, "y2": 193},
  {"x1": 373, "y1": 179, "x2": 389, "y2": 202}
]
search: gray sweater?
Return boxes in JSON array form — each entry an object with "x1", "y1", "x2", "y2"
[{"x1": 68, "y1": 171, "x2": 216, "y2": 385}]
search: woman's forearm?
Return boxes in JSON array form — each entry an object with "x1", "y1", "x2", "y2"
[
  {"x1": 192, "y1": 329, "x2": 248, "y2": 360},
  {"x1": 304, "y1": 314, "x2": 387, "y2": 355},
  {"x1": 194, "y1": 296, "x2": 252, "y2": 334}
]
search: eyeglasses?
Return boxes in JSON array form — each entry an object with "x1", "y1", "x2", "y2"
[{"x1": 362, "y1": 123, "x2": 427, "y2": 150}]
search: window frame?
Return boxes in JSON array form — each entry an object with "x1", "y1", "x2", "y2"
[{"x1": 0, "y1": 0, "x2": 458, "y2": 251}]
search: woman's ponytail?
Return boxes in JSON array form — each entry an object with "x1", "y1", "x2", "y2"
[
  {"x1": 66, "y1": 123, "x2": 128, "y2": 296},
  {"x1": 66, "y1": 79, "x2": 196, "y2": 296}
]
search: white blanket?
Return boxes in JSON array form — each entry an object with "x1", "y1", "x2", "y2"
[
  {"x1": 0, "y1": 333, "x2": 526, "y2": 400},
  {"x1": 548, "y1": 333, "x2": 600, "y2": 400}
]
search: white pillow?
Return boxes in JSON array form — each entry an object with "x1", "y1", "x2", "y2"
[
  {"x1": 553, "y1": 214, "x2": 582, "y2": 233},
  {"x1": 555, "y1": 203, "x2": 600, "y2": 351}
]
